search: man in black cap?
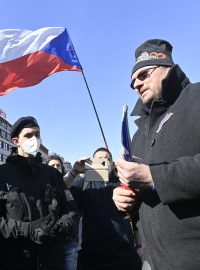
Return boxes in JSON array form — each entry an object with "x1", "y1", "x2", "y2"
[
  {"x1": 0, "y1": 116, "x2": 80, "y2": 270},
  {"x1": 113, "y1": 39, "x2": 200, "y2": 269}
]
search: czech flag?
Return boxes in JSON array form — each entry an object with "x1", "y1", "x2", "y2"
[
  {"x1": 121, "y1": 105, "x2": 132, "y2": 162},
  {"x1": 0, "y1": 27, "x2": 82, "y2": 95}
]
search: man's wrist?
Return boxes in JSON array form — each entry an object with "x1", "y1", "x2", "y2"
[{"x1": 69, "y1": 169, "x2": 78, "y2": 178}]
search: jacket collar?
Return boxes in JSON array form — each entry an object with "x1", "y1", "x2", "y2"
[
  {"x1": 130, "y1": 65, "x2": 190, "y2": 118},
  {"x1": 6, "y1": 149, "x2": 43, "y2": 172}
]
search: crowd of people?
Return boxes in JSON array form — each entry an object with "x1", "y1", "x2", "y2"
[{"x1": 0, "y1": 37, "x2": 200, "y2": 270}]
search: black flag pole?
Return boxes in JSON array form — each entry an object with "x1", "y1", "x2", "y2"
[{"x1": 81, "y1": 71, "x2": 109, "y2": 150}]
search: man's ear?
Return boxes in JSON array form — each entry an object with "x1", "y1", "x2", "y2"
[{"x1": 12, "y1": 137, "x2": 19, "y2": 146}]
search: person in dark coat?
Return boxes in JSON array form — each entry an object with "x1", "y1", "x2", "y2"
[
  {"x1": 69, "y1": 147, "x2": 142, "y2": 270},
  {"x1": 113, "y1": 39, "x2": 200, "y2": 270},
  {"x1": 47, "y1": 153, "x2": 80, "y2": 270},
  {"x1": 0, "y1": 116, "x2": 80, "y2": 270}
]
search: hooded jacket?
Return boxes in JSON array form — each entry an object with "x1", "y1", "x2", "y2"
[
  {"x1": 0, "y1": 151, "x2": 80, "y2": 270},
  {"x1": 131, "y1": 65, "x2": 200, "y2": 270}
]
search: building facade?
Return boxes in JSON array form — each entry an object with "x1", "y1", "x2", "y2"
[
  {"x1": 63, "y1": 161, "x2": 72, "y2": 173},
  {"x1": 0, "y1": 111, "x2": 12, "y2": 164}
]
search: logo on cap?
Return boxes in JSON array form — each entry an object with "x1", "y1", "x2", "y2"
[{"x1": 136, "y1": 52, "x2": 159, "y2": 64}]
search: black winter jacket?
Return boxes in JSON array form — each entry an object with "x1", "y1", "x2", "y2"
[
  {"x1": 0, "y1": 151, "x2": 80, "y2": 270},
  {"x1": 70, "y1": 174, "x2": 142, "y2": 270},
  {"x1": 131, "y1": 65, "x2": 200, "y2": 270}
]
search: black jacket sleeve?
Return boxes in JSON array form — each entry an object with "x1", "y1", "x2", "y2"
[
  {"x1": 51, "y1": 170, "x2": 81, "y2": 238},
  {"x1": 69, "y1": 176, "x2": 84, "y2": 213}
]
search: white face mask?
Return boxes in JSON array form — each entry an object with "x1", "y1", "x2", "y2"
[{"x1": 21, "y1": 136, "x2": 41, "y2": 157}]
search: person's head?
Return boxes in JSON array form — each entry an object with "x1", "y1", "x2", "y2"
[
  {"x1": 131, "y1": 39, "x2": 175, "y2": 105},
  {"x1": 93, "y1": 147, "x2": 116, "y2": 177},
  {"x1": 11, "y1": 116, "x2": 41, "y2": 157},
  {"x1": 93, "y1": 147, "x2": 112, "y2": 161},
  {"x1": 93, "y1": 147, "x2": 113, "y2": 164},
  {"x1": 47, "y1": 153, "x2": 65, "y2": 175}
]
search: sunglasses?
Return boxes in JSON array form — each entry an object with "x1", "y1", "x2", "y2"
[{"x1": 130, "y1": 66, "x2": 159, "y2": 89}]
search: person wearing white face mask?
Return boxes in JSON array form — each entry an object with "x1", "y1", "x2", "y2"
[
  {"x1": 0, "y1": 116, "x2": 80, "y2": 270},
  {"x1": 11, "y1": 116, "x2": 41, "y2": 157},
  {"x1": 20, "y1": 135, "x2": 41, "y2": 157}
]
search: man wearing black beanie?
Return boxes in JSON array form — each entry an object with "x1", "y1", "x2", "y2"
[
  {"x1": 113, "y1": 39, "x2": 200, "y2": 269},
  {"x1": 0, "y1": 116, "x2": 80, "y2": 270}
]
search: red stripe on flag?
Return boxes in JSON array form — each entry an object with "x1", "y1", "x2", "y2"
[{"x1": 0, "y1": 51, "x2": 82, "y2": 95}]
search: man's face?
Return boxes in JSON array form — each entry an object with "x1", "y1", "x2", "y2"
[
  {"x1": 12, "y1": 127, "x2": 40, "y2": 157},
  {"x1": 48, "y1": 159, "x2": 62, "y2": 174},
  {"x1": 94, "y1": 150, "x2": 112, "y2": 163},
  {"x1": 93, "y1": 150, "x2": 113, "y2": 170},
  {"x1": 93, "y1": 150, "x2": 115, "y2": 177},
  {"x1": 131, "y1": 65, "x2": 171, "y2": 104}
]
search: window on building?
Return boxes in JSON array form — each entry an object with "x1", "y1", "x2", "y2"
[
  {"x1": 1, "y1": 130, "x2": 5, "y2": 137},
  {"x1": 3, "y1": 143, "x2": 7, "y2": 150},
  {"x1": 0, "y1": 141, "x2": 4, "y2": 149},
  {"x1": 7, "y1": 144, "x2": 10, "y2": 151}
]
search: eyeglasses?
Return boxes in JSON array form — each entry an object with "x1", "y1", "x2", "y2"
[{"x1": 130, "y1": 66, "x2": 159, "y2": 89}]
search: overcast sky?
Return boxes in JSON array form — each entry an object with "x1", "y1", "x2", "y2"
[{"x1": 1, "y1": 0, "x2": 200, "y2": 163}]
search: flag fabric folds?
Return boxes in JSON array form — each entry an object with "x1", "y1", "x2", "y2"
[
  {"x1": 0, "y1": 27, "x2": 82, "y2": 95},
  {"x1": 121, "y1": 105, "x2": 132, "y2": 162}
]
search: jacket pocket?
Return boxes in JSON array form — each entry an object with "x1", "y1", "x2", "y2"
[{"x1": 5, "y1": 188, "x2": 29, "y2": 220}]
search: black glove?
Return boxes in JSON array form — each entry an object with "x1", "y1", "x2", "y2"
[
  {"x1": 30, "y1": 214, "x2": 55, "y2": 244},
  {"x1": 15, "y1": 214, "x2": 55, "y2": 244},
  {"x1": 33, "y1": 216, "x2": 73, "y2": 245},
  {"x1": 48, "y1": 216, "x2": 73, "y2": 242}
]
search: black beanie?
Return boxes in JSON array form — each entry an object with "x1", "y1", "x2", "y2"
[
  {"x1": 11, "y1": 116, "x2": 39, "y2": 139},
  {"x1": 131, "y1": 39, "x2": 175, "y2": 75}
]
